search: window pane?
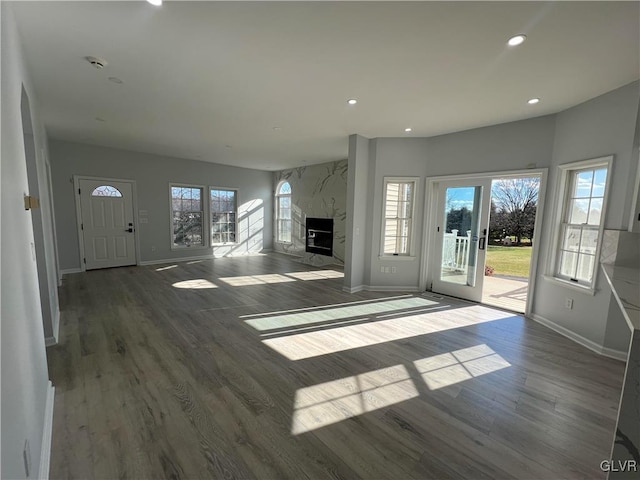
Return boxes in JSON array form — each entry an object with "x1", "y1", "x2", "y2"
[
  {"x1": 279, "y1": 182, "x2": 291, "y2": 195},
  {"x1": 559, "y1": 251, "x2": 578, "y2": 278},
  {"x1": 574, "y1": 171, "x2": 593, "y2": 198},
  {"x1": 592, "y1": 169, "x2": 607, "y2": 197},
  {"x1": 579, "y1": 228, "x2": 599, "y2": 254},
  {"x1": 587, "y1": 198, "x2": 603, "y2": 225},
  {"x1": 562, "y1": 225, "x2": 581, "y2": 252},
  {"x1": 569, "y1": 199, "x2": 589, "y2": 224},
  {"x1": 577, "y1": 254, "x2": 595, "y2": 283}
]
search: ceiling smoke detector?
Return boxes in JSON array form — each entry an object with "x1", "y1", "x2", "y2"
[{"x1": 85, "y1": 56, "x2": 107, "y2": 69}]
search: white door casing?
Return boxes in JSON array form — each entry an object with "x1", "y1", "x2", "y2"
[{"x1": 77, "y1": 178, "x2": 137, "y2": 270}]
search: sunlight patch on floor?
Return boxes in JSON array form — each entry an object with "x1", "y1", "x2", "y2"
[
  {"x1": 414, "y1": 344, "x2": 511, "y2": 390},
  {"x1": 172, "y1": 279, "x2": 217, "y2": 289},
  {"x1": 284, "y1": 270, "x2": 344, "y2": 280},
  {"x1": 156, "y1": 265, "x2": 178, "y2": 271},
  {"x1": 219, "y1": 274, "x2": 296, "y2": 286},
  {"x1": 291, "y1": 365, "x2": 418, "y2": 435},
  {"x1": 246, "y1": 297, "x2": 437, "y2": 331},
  {"x1": 263, "y1": 305, "x2": 513, "y2": 360}
]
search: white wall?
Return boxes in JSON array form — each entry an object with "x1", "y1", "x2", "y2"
[
  {"x1": 1, "y1": 4, "x2": 54, "y2": 479},
  {"x1": 49, "y1": 140, "x2": 274, "y2": 269},
  {"x1": 532, "y1": 82, "x2": 639, "y2": 351}
]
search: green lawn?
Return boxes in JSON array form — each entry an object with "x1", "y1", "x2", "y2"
[{"x1": 485, "y1": 246, "x2": 532, "y2": 278}]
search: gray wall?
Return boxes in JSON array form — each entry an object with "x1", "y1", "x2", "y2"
[
  {"x1": 532, "y1": 82, "x2": 639, "y2": 351},
  {"x1": 50, "y1": 141, "x2": 274, "y2": 269},
  {"x1": 348, "y1": 81, "x2": 638, "y2": 354},
  {"x1": 1, "y1": 5, "x2": 54, "y2": 479},
  {"x1": 345, "y1": 135, "x2": 370, "y2": 290},
  {"x1": 273, "y1": 160, "x2": 347, "y2": 265},
  {"x1": 356, "y1": 116, "x2": 556, "y2": 290}
]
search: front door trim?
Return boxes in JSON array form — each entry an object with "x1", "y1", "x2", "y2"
[
  {"x1": 420, "y1": 168, "x2": 548, "y2": 316},
  {"x1": 73, "y1": 175, "x2": 140, "y2": 272}
]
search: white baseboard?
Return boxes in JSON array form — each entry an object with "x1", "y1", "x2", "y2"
[
  {"x1": 531, "y1": 314, "x2": 627, "y2": 361},
  {"x1": 343, "y1": 285, "x2": 364, "y2": 293},
  {"x1": 60, "y1": 268, "x2": 82, "y2": 276},
  {"x1": 39, "y1": 381, "x2": 55, "y2": 480},
  {"x1": 45, "y1": 308, "x2": 60, "y2": 347}
]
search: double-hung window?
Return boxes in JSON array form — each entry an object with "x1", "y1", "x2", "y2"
[
  {"x1": 276, "y1": 181, "x2": 292, "y2": 243},
  {"x1": 382, "y1": 178, "x2": 417, "y2": 256},
  {"x1": 554, "y1": 157, "x2": 611, "y2": 288},
  {"x1": 171, "y1": 185, "x2": 204, "y2": 248},
  {"x1": 210, "y1": 188, "x2": 237, "y2": 244}
]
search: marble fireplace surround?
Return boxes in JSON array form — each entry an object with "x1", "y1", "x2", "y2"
[{"x1": 600, "y1": 230, "x2": 640, "y2": 479}]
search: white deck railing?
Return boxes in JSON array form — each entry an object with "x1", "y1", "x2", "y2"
[{"x1": 442, "y1": 230, "x2": 471, "y2": 274}]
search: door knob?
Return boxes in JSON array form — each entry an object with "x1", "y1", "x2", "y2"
[{"x1": 126, "y1": 227, "x2": 134, "y2": 233}]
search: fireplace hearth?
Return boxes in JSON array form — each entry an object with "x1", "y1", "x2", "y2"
[{"x1": 305, "y1": 218, "x2": 334, "y2": 257}]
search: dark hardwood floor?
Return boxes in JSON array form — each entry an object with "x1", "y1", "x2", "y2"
[{"x1": 47, "y1": 253, "x2": 625, "y2": 479}]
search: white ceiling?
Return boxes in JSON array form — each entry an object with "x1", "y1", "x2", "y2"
[{"x1": 10, "y1": 1, "x2": 640, "y2": 171}]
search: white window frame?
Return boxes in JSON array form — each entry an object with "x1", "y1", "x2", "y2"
[
  {"x1": 169, "y1": 183, "x2": 207, "y2": 250},
  {"x1": 276, "y1": 180, "x2": 293, "y2": 244},
  {"x1": 380, "y1": 177, "x2": 419, "y2": 258},
  {"x1": 548, "y1": 156, "x2": 613, "y2": 292},
  {"x1": 210, "y1": 187, "x2": 238, "y2": 245}
]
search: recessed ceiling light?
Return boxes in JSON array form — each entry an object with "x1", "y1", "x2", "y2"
[
  {"x1": 147, "y1": 0, "x2": 162, "y2": 6},
  {"x1": 95, "y1": 117, "x2": 106, "y2": 122},
  {"x1": 507, "y1": 34, "x2": 527, "y2": 47},
  {"x1": 347, "y1": 99, "x2": 357, "y2": 105},
  {"x1": 225, "y1": 145, "x2": 232, "y2": 149},
  {"x1": 527, "y1": 98, "x2": 540, "y2": 105},
  {"x1": 273, "y1": 126, "x2": 282, "y2": 131},
  {"x1": 108, "y1": 77, "x2": 123, "y2": 84},
  {"x1": 404, "y1": 127, "x2": 412, "y2": 132}
]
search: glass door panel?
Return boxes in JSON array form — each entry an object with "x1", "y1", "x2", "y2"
[{"x1": 432, "y1": 179, "x2": 491, "y2": 302}]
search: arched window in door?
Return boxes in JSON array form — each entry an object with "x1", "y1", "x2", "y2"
[
  {"x1": 91, "y1": 185, "x2": 123, "y2": 197},
  {"x1": 276, "y1": 181, "x2": 292, "y2": 243}
]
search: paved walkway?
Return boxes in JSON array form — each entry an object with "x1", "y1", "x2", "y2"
[{"x1": 482, "y1": 275, "x2": 528, "y2": 313}]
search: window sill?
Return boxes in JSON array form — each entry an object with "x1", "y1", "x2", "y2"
[
  {"x1": 542, "y1": 275, "x2": 597, "y2": 296},
  {"x1": 379, "y1": 255, "x2": 416, "y2": 262},
  {"x1": 212, "y1": 243, "x2": 238, "y2": 247}
]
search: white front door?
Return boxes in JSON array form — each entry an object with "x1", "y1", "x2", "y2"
[
  {"x1": 431, "y1": 178, "x2": 492, "y2": 302},
  {"x1": 78, "y1": 178, "x2": 137, "y2": 270}
]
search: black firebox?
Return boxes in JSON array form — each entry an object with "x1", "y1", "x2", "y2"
[{"x1": 305, "y1": 218, "x2": 334, "y2": 256}]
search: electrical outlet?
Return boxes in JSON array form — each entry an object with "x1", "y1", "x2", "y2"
[
  {"x1": 151, "y1": 246, "x2": 156, "y2": 252},
  {"x1": 565, "y1": 298, "x2": 573, "y2": 309},
  {"x1": 380, "y1": 266, "x2": 385, "y2": 273},
  {"x1": 391, "y1": 266, "x2": 397, "y2": 273}
]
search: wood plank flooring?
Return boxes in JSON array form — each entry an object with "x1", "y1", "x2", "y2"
[{"x1": 47, "y1": 253, "x2": 625, "y2": 479}]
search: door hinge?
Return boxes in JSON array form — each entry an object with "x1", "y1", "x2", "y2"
[
  {"x1": 83, "y1": 258, "x2": 86, "y2": 264},
  {"x1": 437, "y1": 226, "x2": 440, "y2": 232},
  {"x1": 81, "y1": 223, "x2": 84, "y2": 230},
  {"x1": 78, "y1": 188, "x2": 81, "y2": 195}
]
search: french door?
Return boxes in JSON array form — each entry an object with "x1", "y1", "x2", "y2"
[{"x1": 431, "y1": 178, "x2": 492, "y2": 302}]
